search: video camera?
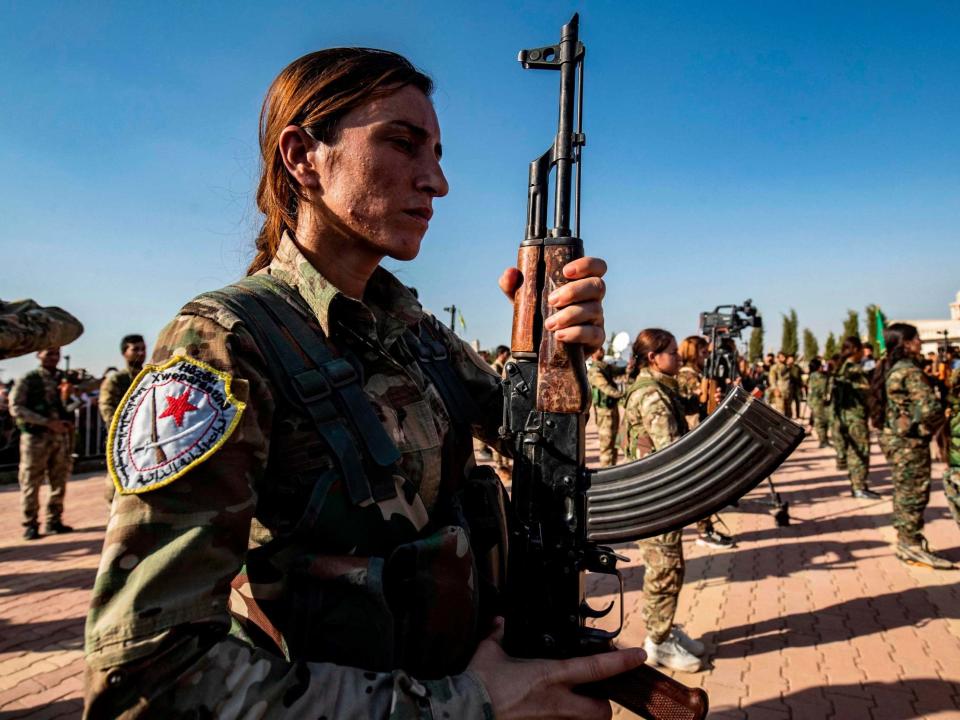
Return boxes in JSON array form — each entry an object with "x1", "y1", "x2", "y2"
[
  {"x1": 699, "y1": 299, "x2": 762, "y2": 341},
  {"x1": 699, "y1": 299, "x2": 762, "y2": 384}
]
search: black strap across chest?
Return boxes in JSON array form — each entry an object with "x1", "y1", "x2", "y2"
[{"x1": 198, "y1": 274, "x2": 479, "y2": 508}]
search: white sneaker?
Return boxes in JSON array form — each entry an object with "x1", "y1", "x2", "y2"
[
  {"x1": 643, "y1": 634, "x2": 702, "y2": 672},
  {"x1": 671, "y1": 625, "x2": 705, "y2": 657}
]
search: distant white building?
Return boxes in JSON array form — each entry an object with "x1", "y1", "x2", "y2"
[{"x1": 893, "y1": 290, "x2": 960, "y2": 355}]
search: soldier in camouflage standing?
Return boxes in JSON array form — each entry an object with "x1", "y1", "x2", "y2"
[
  {"x1": 787, "y1": 354, "x2": 803, "y2": 419},
  {"x1": 806, "y1": 357, "x2": 830, "y2": 447},
  {"x1": 833, "y1": 337, "x2": 879, "y2": 499},
  {"x1": 768, "y1": 352, "x2": 793, "y2": 417},
  {"x1": 82, "y1": 48, "x2": 639, "y2": 720},
  {"x1": 98, "y1": 334, "x2": 146, "y2": 504},
  {"x1": 623, "y1": 329, "x2": 705, "y2": 672},
  {"x1": 10, "y1": 347, "x2": 75, "y2": 540},
  {"x1": 588, "y1": 346, "x2": 623, "y2": 467},
  {"x1": 870, "y1": 323, "x2": 952, "y2": 569}
]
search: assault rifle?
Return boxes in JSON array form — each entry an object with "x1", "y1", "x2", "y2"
[{"x1": 500, "y1": 16, "x2": 804, "y2": 720}]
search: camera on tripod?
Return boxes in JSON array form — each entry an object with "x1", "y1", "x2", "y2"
[{"x1": 699, "y1": 299, "x2": 762, "y2": 341}]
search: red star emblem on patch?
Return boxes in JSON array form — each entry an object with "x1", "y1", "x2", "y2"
[{"x1": 158, "y1": 389, "x2": 199, "y2": 427}]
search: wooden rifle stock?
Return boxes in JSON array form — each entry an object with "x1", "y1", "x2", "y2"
[{"x1": 587, "y1": 664, "x2": 708, "y2": 720}]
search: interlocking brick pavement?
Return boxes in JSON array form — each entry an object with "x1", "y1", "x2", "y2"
[{"x1": 1, "y1": 422, "x2": 959, "y2": 718}]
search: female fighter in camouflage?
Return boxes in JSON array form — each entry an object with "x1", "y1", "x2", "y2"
[
  {"x1": 82, "y1": 49, "x2": 643, "y2": 719},
  {"x1": 623, "y1": 329, "x2": 705, "y2": 673},
  {"x1": 833, "y1": 337, "x2": 879, "y2": 499},
  {"x1": 870, "y1": 323, "x2": 951, "y2": 569}
]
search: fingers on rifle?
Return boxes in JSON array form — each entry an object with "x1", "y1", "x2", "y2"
[
  {"x1": 554, "y1": 648, "x2": 647, "y2": 685},
  {"x1": 548, "y1": 276, "x2": 606, "y2": 307},
  {"x1": 562, "y1": 256, "x2": 608, "y2": 280},
  {"x1": 555, "y1": 325, "x2": 606, "y2": 349},
  {"x1": 545, "y1": 302, "x2": 603, "y2": 332},
  {"x1": 499, "y1": 267, "x2": 523, "y2": 301}
]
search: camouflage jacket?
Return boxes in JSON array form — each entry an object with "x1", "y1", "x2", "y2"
[
  {"x1": 832, "y1": 359, "x2": 869, "y2": 424},
  {"x1": 807, "y1": 371, "x2": 828, "y2": 409},
  {"x1": 588, "y1": 358, "x2": 623, "y2": 409},
  {"x1": 10, "y1": 366, "x2": 69, "y2": 433},
  {"x1": 0, "y1": 299, "x2": 84, "y2": 360},
  {"x1": 83, "y1": 234, "x2": 499, "y2": 719},
  {"x1": 98, "y1": 366, "x2": 137, "y2": 425},
  {"x1": 883, "y1": 358, "x2": 943, "y2": 446},
  {"x1": 768, "y1": 362, "x2": 792, "y2": 395},
  {"x1": 623, "y1": 368, "x2": 689, "y2": 459}
]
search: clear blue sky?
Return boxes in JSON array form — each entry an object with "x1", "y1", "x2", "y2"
[{"x1": 2, "y1": 1, "x2": 958, "y2": 380}]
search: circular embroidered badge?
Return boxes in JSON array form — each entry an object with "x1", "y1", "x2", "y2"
[{"x1": 108, "y1": 355, "x2": 246, "y2": 494}]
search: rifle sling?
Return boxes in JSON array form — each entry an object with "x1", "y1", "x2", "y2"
[{"x1": 200, "y1": 275, "x2": 400, "y2": 506}]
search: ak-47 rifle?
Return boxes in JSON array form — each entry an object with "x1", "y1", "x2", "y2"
[{"x1": 500, "y1": 16, "x2": 805, "y2": 720}]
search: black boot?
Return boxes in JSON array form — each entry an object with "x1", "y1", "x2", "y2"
[
  {"x1": 45, "y1": 520, "x2": 74, "y2": 534},
  {"x1": 23, "y1": 524, "x2": 40, "y2": 541}
]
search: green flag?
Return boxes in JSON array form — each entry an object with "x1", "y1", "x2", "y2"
[{"x1": 875, "y1": 308, "x2": 886, "y2": 354}]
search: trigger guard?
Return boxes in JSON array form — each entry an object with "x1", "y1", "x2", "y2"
[{"x1": 580, "y1": 598, "x2": 615, "y2": 620}]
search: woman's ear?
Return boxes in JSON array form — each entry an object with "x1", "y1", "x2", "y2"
[{"x1": 278, "y1": 125, "x2": 321, "y2": 190}]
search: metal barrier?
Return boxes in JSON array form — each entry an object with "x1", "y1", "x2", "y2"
[{"x1": 0, "y1": 397, "x2": 107, "y2": 474}]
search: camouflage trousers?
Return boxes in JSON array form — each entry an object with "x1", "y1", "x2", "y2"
[
  {"x1": 942, "y1": 467, "x2": 960, "y2": 529},
  {"x1": 888, "y1": 439, "x2": 931, "y2": 544},
  {"x1": 835, "y1": 415, "x2": 870, "y2": 492},
  {"x1": 832, "y1": 416, "x2": 848, "y2": 470},
  {"x1": 594, "y1": 405, "x2": 620, "y2": 468},
  {"x1": 770, "y1": 393, "x2": 794, "y2": 418},
  {"x1": 640, "y1": 530, "x2": 684, "y2": 644},
  {"x1": 18, "y1": 431, "x2": 73, "y2": 527},
  {"x1": 809, "y1": 403, "x2": 830, "y2": 445}
]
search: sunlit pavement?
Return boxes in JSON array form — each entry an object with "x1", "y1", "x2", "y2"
[
  {"x1": 1, "y1": 422, "x2": 959, "y2": 718},
  {"x1": 582, "y1": 425, "x2": 960, "y2": 719}
]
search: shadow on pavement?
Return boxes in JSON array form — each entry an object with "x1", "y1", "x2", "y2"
[
  {"x1": 704, "y1": 583, "x2": 960, "y2": 659},
  {"x1": 736, "y1": 678, "x2": 960, "y2": 718},
  {"x1": 0, "y1": 615, "x2": 86, "y2": 654},
  {"x1": 0, "y1": 535, "x2": 105, "y2": 563},
  {"x1": 0, "y1": 696, "x2": 83, "y2": 719},
  {"x1": 0, "y1": 567, "x2": 97, "y2": 597}
]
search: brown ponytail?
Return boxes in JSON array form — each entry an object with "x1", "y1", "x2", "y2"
[
  {"x1": 248, "y1": 48, "x2": 433, "y2": 275},
  {"x1": 630, "y1": 328, "x2": 676, "y2": 379}
]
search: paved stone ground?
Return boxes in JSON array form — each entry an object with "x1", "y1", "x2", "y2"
[{"x1": 1, "y1": 427, "x2": 959, "y2": 718}]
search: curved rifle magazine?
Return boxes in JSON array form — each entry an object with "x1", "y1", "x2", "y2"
[{"x1": 587, "y1": 386, "x2": 804, "y2": 542}]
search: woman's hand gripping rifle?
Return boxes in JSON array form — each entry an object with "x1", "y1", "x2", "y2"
[{"x1": 499, "y1": 15, "x2": 709, "y2": 720}]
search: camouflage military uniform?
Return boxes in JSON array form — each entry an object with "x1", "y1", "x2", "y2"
[
  {"x1": 0, "y1": 299, "x2": 83, "y2": 359},
  {"x1": 98, "y1": 366, "x2": 138, "y2": 505},
  {"x1": 588, "y1": 358, "x2": 623, "y2": 467},
  {"x1": 883, "y1": 358, "x2": 943, "y2": 544},
  {"x1": 83, "y1": 235, "x2": 500, "y2": 719},
  {"x1": 676, "y1": 365, "x2": 705, "y2": 429},
  {"x1": 623, "y1": 368, "x2": 689, "y2": 644},
  {"x1": 768, "y1": 361, "x2": 792, "y2": 417},
  {"x1": 826, "y1": 370, "x2": 848, "y2": 470},
  {"x1": 832, "y1": 358, "x2": 872, "y2": 493},
  {"x1": 10, "y1": 367, "x2": 74, "y2": 528},
  {"x1": 807, "y1": 370, "x2": 830, "y2": 445},
  {"x1": 940, "y1": 367, "x2": 960, "y2": 527}
]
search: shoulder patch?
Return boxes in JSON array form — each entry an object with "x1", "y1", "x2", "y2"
[{"x1": 107, "y1": 356, "x2": 246, "y2": 494}]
